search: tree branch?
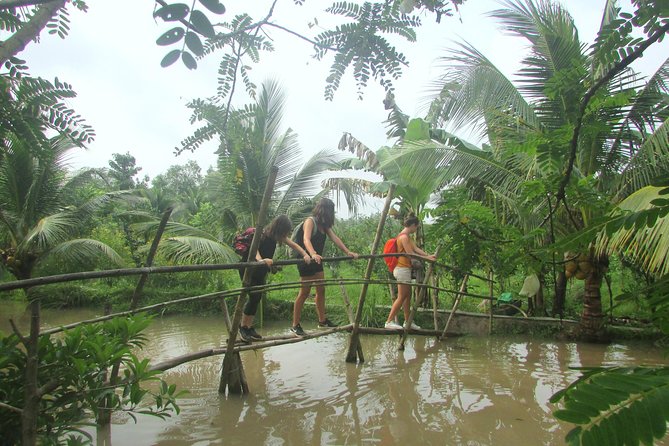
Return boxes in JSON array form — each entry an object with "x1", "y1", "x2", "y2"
[
  {"x1": 9, "y1": 318, "x2": 28, "y2": 346},
  {"x1": 0, "y1": 0, "x2": 66, "y2": 65},
  {"x1": 0, "y1": 401, "x2": 23, "y2": 413},
  {"x1": 0, "y1": 0, "x2": 58, "y2": 9},
  {"x1": 552, "y1": 21, "x2": 669, "y2": 227}
]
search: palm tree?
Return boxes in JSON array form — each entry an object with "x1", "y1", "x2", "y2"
[
  {"x1": 0, "y1": 135, "x2": 124, "y2": 281},
  {"x1": 0, "y1": 134, "x2": 127, "y2": 445},
  {"x1": 149, "y1": 79, "x2": 342, "y2": 263},
  {"x1": 383, "y1": 0, "x2": 669, "y2": 337}
]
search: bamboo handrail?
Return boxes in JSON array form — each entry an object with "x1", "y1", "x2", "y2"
[{"x1": 0, "y1": 254, "x2": 492, "y2": 293}]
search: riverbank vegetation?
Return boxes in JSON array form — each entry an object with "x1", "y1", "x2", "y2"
[{"x1": 1, "y1": 0, "x2": 669, "y2": 444}]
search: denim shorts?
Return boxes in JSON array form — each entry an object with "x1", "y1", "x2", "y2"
[{"x1": 393, "y1": 266, "x2": 412, "y2": 282}]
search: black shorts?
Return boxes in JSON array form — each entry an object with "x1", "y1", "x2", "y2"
[{"x1": 298, "y1": 261, "x2": 324, "y2": 277}]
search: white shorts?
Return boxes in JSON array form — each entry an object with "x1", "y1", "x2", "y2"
[{"x1": 393, "y1": 266, "x2": 412, "y2": 282}]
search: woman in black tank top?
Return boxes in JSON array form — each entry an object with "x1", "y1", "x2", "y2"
[
  {"x1": 238, "y1": 215, "x2": 311, "y2": 342},
  {"x1": 291, "y1": 198, "x2": 359, "y2": 337}
]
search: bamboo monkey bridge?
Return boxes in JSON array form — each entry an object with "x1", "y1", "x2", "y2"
[{"x1": 1, "y1": 167, "x2": 497, "y2": 399}]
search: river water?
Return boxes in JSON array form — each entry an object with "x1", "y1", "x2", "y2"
[{"x1": 2, "y1": 302, "x2": 668, "y2": 445}]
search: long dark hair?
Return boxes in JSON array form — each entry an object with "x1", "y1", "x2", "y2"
[
  {"x1": 265, "y1": 215, "x2": 292, "y2": 242},
  {"x1": 312, "y1": 197, "x2": 335, "y2": 229}
]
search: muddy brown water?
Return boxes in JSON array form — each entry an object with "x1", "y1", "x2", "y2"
[{"x1": 2, "y1": 302, "x2": 668, "y2": 445}]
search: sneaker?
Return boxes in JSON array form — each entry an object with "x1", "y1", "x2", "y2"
[
  {"x1": 247, "y1": 326, "x2": 263, "y2": 340},
  {"x1": 290, "y1": 324, "x2": 307, "y2": 337},
  {"x1": 405, "y1": 321, "x2": 421, "y2": 330},
  {"x1": 384, "y1": 321, "x2": 403, "y2": 330},
  {"x1": 239, "y1": 326, "x2": 253, "y2": 342},
  {"x1": 318, "y1": 318, "x2": 337, "y2": 328}
]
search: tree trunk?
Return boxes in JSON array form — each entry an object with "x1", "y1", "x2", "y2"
[
  {"x1": 553, "y1": 270, "x2": 567, "y2": 317},
  {"x1": 21, "y1": 296, "x2": 40, "y2": 445},
  {"x1": 0, "y1": 0, "x2": 66, "y2": 65},
  {"x1": 580, "y1": 253, "x2": 608, "y2": 340}
]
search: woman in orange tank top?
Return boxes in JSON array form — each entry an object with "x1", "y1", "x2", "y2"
[{"x1": 384, "y1": 213, "x2": 436, "y2": 330}]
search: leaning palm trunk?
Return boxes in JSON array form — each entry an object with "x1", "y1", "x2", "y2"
[
  {"x1": 21, "y1": 290, "x2": 40, "y2": 446},
  {"x1": 553, "y1": 270, "x2": 567, "y2": 317},
  {"x1": 580, "y1": 254, "x2": 608, "y2": 340}
]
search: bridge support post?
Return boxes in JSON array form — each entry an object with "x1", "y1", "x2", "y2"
[
  {"x1": 346, "y1": 184, "x2": 395, "y2": 363},
  {"x1": 219, "y1": 166, "x2": 278, "y2": 394}
]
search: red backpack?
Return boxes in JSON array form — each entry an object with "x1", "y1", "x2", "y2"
[
  {"x1": 383, "y1": 233, "x2": 402, "y2": 272},
  {"x1": 232, "y1": 227, "x2": 255, "y2": 256}
]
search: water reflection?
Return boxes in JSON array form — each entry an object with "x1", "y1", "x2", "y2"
[{"x1": 1, "y1": 305, "x2": 668, "y2": 445}]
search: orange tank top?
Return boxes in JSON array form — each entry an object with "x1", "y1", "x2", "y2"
[{"x1": 396, "y1": 234, "x2": 412, "y2": 268}]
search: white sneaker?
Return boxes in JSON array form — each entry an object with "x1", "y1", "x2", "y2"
[
  {"x1": 384, "y1": 321, "x2": 403, "y2": 330},
  {"x1": 405, "y1": 321, "x2": 421, "y2": 330}
]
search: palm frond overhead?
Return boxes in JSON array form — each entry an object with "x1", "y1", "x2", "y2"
[
  {"x1": 589, "y1": 0, "x2": 622, "y2": 79},
  {"x1": 492, "y1": 0, "x2": 584, "y2": 101},
  {"x1": 617, "y1": 118, "x2": 669, "y2": 198},
  {"x1": 321, "y1": 177, "x2": 379, "y2": 213},
  {"x1": 19, "y1": 211, "x2": 78, "y2": 253},
  {"x1": 45, "y1": 239, "x2": 125, "y2": 269},
  {"x1": 596, "y1": 186, "x2": 669, "y2": 277},
  {"x1": 428, "y1": 40, "x2": 541, "y2": 138},
  {"x1": 158, "y1": 236, "x2": 237, "y2": 264},
  {"x1": 131, "y1": 220, "x2": 218, "y2": 241},
  {"x1": 379, "y1": 140, "x2": 525, "y2": 198},
  {"x1": 254, "y1": 78, "x2": 287, "y2": 155},
  {"x1": 337, "y1": 132, "x2": 380, "y2": 172},
  {"x1": 268, "y1": 129, "x2": 303, "y2": 191},
  {"x1": 275, "y1": 149, "x2": 342, "y2": 215}
]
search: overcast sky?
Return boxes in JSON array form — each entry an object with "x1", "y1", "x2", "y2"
[{"x1": 19, "y1": 0, "x2": 668, "y2": 187}]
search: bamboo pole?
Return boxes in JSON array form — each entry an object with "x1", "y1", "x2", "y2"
[
  {"x1": 0, "y1": 252, "x2": 471, "y2": 293},
  {"x1": 488, "y1": 270, "x2": 494, "y2": 335},
  {"x1": 432, "y1": 274, "x2": 439, "y2": 332},
  {"x1": 339, "y1": 280, "x2": 354, "y2": 324},
  {"x1": 399, "y1": 245, "x2": 441, "y2": 351},
  {"x1": 219, "y1": 166, "x2": 278, "y2": 395},
  {"x1": 130, "y1": 207, "x2": 173, "y2": 310},
  {"x1": 21, "y1": 296, "x2": 40, "y2": 445},
  {"x1": 346, "y1": 184, "x2": 395, "y2": 363},
  {"x1": 440, "y1": 275, "x2": 469, "y2": 339}
]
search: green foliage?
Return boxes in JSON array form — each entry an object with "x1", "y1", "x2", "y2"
[
  {"x1": 0, "y1": 74, "x2": 95, "y2": 154},
  {"x1": 153, "y1": 1, "x2": 462, "y2": 100},
  {"x1": 430, "y1": 190, "x2": 534, "y2": 283},
  {"x1": 153, "y1": 0, "x2": 226, "y2": 70},
  {"x1": 0, "y1": 314, "x2": 184, "y2": 445},
  {"x1": 107, "y1": 152, "x2": 143, "y2": 191},
  {"x1": 551, "y1": 366, "x2": 669, "y2": 446},
  {"x1": 0, "y1": 137, "x2": 126, "y2": 280}
]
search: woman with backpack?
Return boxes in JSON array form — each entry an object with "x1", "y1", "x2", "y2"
[
  {"x1": 238, "y1": 215, "x2": 312, "y2": 342},
  {"x1": 384, "y1": 213, "x2": 436, "y2": 330},
  {"x1": 291, "y1": 197, "x2": 359, "y2": 337}
]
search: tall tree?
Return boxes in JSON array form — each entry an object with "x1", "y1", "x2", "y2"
[
  {"x1": 107, "y1": 151, "x2": 143, "y2": 191},
  {"x1": 384, "y1": 0, "x2": 669, "y2": 337},
  {"x1": 141, "y1": 79, "x2": 341, "y2": 264}
]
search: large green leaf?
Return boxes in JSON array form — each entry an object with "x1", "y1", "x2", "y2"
[
  {"x1": 552, "y1": 367, "x2": 669, "y2": 446},
  {"x1": 596, "y1": 186, "x2": 669, "y2": 277}
]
